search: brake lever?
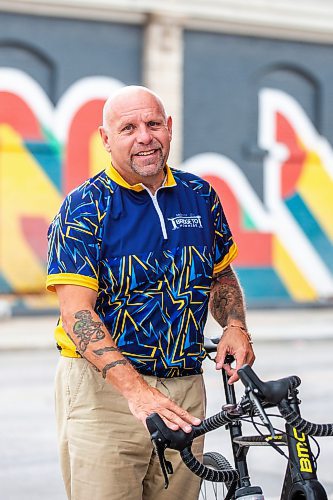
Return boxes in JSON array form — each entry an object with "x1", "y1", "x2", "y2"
[
  {"x1": 146, "y1": 414, "x2": 173, "y2": 488},
  {"x1": 146, "y1": 413, "x2": 194, "y2": 489},
  {"x1": 152, "y1": 439, "x2": 173, "y2": 489},
  {"x1": 247, "y1": 388, "x2": 276, "y2": 437}
]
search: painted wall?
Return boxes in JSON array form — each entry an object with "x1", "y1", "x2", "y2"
[
  {"x1": 0, "y1": 13, "x2": 332, "y2": 306},
  {"x1": 0, "y1": 11, "x2": 142, "y2": 310},
  {"x1": 183, "y1": 31, "x2": 333, "y2": 305}
]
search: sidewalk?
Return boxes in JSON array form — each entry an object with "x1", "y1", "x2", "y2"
[
  {"x1": 0, "y1": 308, "x2": 333, "y2": 350},
  {"x1": 205, "y1": 308, "x2": 333, "y2": 341}
]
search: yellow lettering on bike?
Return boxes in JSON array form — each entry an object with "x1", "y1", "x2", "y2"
[
  {"x1": 266, "y1": 434, "x2": 283, "y2": 442},
  {"x1": 296, "y1": 442, "x2": 309, "y2": 458},
  {"x1": 293, "y1": 428, "x2": 306, "y2": 442},
  {"x1": 292, "y1": 427, "x2": 313, "y2": 473},
  {"x1": 300, "y1": 458, "x2": 313, "y2": 473}
]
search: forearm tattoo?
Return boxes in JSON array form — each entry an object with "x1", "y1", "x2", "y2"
[
  {"x1": 93, "y1": 346, "x2": 130, "y2": 376},
  {"x1": 102, "y1": 360, "x2": 128, "y2": 379},
  {"x1": 70, "y1": 310, "x2": 129, "y2": 378},
  {"x1": 93, "y1": 346, "x2": 118, "y2": 356},
  {"x1": 72, "y1": 310, "x2": 105, "y2": 353},
  {"x1": 210, "y1": 267, "x2": 246, "y2": 327}
]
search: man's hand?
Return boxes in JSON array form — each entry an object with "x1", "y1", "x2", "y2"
[
  {"x1": 127, "y1": 382, "x2": 201, "y2": 433},
  {"x1": 215, "y1": 325, "x2": 255, "y2": 384}
]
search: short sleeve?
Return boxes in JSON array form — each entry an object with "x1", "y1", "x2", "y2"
[
  {"x1": 211, "y1": 190, "x2": 238, "y2": 274},
  {"x1": 46, "y1": 189, "x2": 101, "y2": 292}
]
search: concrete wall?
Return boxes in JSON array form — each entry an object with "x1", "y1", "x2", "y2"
[{"x1": 0, "y1": 1, "x2": 332, "y2": 309}]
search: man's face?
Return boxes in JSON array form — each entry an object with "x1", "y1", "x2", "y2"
[{"x1": 99, "y1": 91, "x2": 172, "y2": 184}]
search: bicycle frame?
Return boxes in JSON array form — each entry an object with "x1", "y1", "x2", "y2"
[
  {"x1": 220, "y1": 368, "x2": 328, "y2": 500},
  {"x1": 147, "y1": 349, "x2": 331, "y2": 500},
  {"x1": 281, "y1": 393, "x2": 327, "y2": 500}
]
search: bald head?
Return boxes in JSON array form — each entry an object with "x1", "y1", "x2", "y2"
[
  {"x1": 102, "y1": 86, "x2": 167, "y2": 130},
  {"x1": 99, "y1": 85, "x2": 172, "y2": 187}
]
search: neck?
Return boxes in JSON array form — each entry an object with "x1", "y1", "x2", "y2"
[
  {"x1": 142, "y1": 176, "x2": 164, "y2": 195},
  {"x1": 111, "y1": 163, "x2": 166, "y2": 194}
]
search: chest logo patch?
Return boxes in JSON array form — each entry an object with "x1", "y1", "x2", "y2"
[{"x1": 168, "y1": 214, "x2": 203, "y2": 230}]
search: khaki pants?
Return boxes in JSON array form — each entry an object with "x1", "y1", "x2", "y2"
[{"x1": 55, "y1": 357, "x2": 206, "y2": 500}]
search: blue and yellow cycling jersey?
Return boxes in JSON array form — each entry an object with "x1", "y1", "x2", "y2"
[{"x1": 46, "y1": 164, "x2": 237, "y2": 377}]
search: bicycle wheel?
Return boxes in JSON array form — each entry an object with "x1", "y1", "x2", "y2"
[{"x1": 199, "y1": 452, "x2": 235, "y2": 500}]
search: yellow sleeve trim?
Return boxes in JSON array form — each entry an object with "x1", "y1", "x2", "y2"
[
  {"x1": 46, "y1": 273, "x2": 98, "y2": 292},
  {"x1": 213, "y1": 242, "x2": 238, "y2": 274}
]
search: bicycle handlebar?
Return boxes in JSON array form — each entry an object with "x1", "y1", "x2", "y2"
[
  {"x1": 146, "y1": 411, "x2": 238, "y2": 487},
  {"x1": 238, "y1": 364, "x2": 301, "y2": 405},
  {"x1": 147, "y1": 363, "x2": 333, "y2": 487},
  {"x1": 278, "y1": 399, "x2": 333, "y2": 437}
]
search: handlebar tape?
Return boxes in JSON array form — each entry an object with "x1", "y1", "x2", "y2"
[
  {"x1": 146, "y1": 411, "x2": 238, "y2": 483},
  {"x1": 180, "y1": 446, "x2": 239, "y2": 483},
  {"x1": 278, "y1": 399, "x2": 333, "y2": 437}
]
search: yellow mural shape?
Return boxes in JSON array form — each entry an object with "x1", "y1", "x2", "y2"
[
  {"x1": 273, "y1": 236, "x2": 317, "y2": 301},
  {"x1": 90, "y1": 130, "x2": 110, "y2": 177},
  {"x1": 298, "y1": 149, "x2": 333, "y2": 242},
  {"x1": 0, "y1": 125, "x2": 62, "y2": 292}
]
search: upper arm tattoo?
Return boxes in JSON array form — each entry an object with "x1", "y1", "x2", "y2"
[
  {"x1": 210, "y1": 266, "x2": 246, "y2": 327},
  {"x1": 72, "y1": 310, "x2": 105, "y2": 353}
]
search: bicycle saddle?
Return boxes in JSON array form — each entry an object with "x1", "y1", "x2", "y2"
[{"x1": 238, "y1": 364, "x2": 300, "y2": 405}]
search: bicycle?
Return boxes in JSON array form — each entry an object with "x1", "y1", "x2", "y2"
[{"x1": 147, "y1": 337, "x2": 333, "y2": 500}]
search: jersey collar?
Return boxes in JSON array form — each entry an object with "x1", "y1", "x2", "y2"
[{"x1": 105, "y1": 163, "x2": 177, "y2": 192}]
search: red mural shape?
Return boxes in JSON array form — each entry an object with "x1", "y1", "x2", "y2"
[
  {"x1": 204, "y1": 175, "x2": 272, "y2": 267},
  {"x1": 20, "y1": 216, "x2": 49, "y2": 265},
  {"x1": 0, "y1": 92, "x2": 42, "y2": 139},
  {"x1": 64, "y1": 100, "x2": 105, "y2": 194},
  {"x1": 276, "y1": 112, "x2": 306, "y2": 199}
]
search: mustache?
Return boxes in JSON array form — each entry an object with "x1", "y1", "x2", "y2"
[{"x1": 132, "y1": 141, "x2": 161, "y2": 154}]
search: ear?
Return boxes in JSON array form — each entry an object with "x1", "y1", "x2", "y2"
[
  {"x1": 99, "y1": 126, "x2": 111, "y2": 152},
  {"x1": 167, "y1": 116, "x2": 172, "y2": 142}
]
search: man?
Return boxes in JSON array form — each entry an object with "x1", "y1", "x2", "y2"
[{"x1": 47, "y1": 85, "x2": 254, "y2": 500}]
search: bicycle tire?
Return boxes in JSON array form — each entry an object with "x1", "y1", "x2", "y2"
[{"x1": 199, "y1": 452, "x2": 235, "y2": 500}]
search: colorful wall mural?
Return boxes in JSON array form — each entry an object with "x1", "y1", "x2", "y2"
[
  {"x1": 0, "y1": 68, "x2": 332, "y2": 307},
  {"x1": 183, "y1": 89, "x2": 333, "y2": 304}
]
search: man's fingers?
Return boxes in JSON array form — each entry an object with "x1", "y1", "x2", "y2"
[
  {"x1": 159, "y1": 406, "x2": 201, "y2": 433},
  {"x1": 215, "y1": 346, "x2": 227, "y2": 370},
  {"x1": 228, "y1": 369, "x2": 239, "y2": 385},
  {"x1": 168, "y1": 403, "x2": 202, "y2": 428},
  {"x1": 248, "y1": 350, "x2": 256, "y2": 366},
  {"x1": 223, "y1": 355, "x2": 241, "y2": 384},
  {"x1": 227, "y1": 349, "x2": 255, "y2": 384}
]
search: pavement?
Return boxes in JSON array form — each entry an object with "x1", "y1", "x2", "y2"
[
  {"x1": 1, "y1": 308, "x2": 333, "y2": 500},
  {"x1": 0, "y1": 307, "x2": 333, "y2": 350}
]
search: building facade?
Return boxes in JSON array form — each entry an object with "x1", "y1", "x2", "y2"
[{"x1": 1, "y1": 0, "x2": 333, "y2": 310}]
